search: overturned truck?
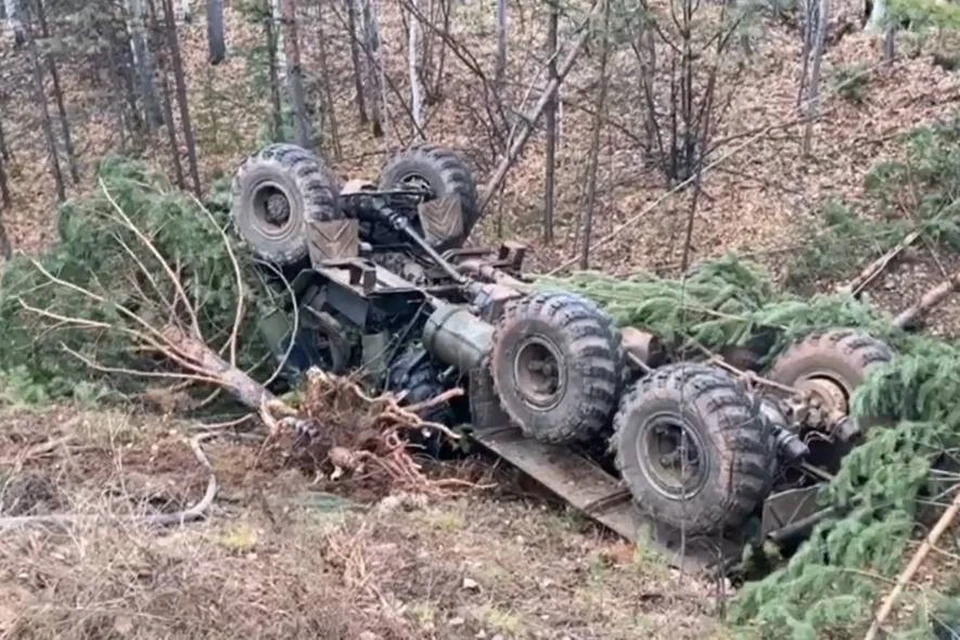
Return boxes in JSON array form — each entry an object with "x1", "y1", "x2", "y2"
[{"x1": 230, "y1": 142, "x2": 894, "y2": 573}]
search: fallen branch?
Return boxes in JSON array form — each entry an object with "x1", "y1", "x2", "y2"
[
  {"x1": 863, "y1": 483, "x2": 960, "y2": 640},
  {"x1": 893, "y1": 270, "x2": 960, "y2": 329},
  {"x1": 0, "y1": 433, "x2": 218, "y2": 532},
  {"x1": 838, "y1": 230, "x2": 921, "y2": 297}
]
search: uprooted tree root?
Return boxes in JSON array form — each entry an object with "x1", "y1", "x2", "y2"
[{"x1": 262, "y1": 368, "x2": 476, "y2": 497}]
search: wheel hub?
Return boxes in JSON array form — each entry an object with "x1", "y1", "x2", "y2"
[
  {"x1": 637, "y1": 414, "x2": 708, "y2": 500},
  {"x1": 252, "y1": 182, "x2": 292, "y2": 231},
  {"x1": 512, "y1": 336, "x2": 565, "y2": 410}
]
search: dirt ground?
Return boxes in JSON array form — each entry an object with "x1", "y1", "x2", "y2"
[{"x1": 0, "y1": 408, "x2": 725, "y2": 640}]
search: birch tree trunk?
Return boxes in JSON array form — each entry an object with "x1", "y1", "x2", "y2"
[
  {"x1": 35, "y1": 0, "x2": 80, "y2": 184},
  {"x1": 280, "y1": 0, "x2": 313, "y2": 149},
  {"x1": 126, "y1": 0, "x2": 162, "y2": 131},
  {"x1": 270, "y1": 0, "x2": 286, "y2": 80},
  {"x1": 162, "y1": 0, "x2": 201, "y2": 195},
  {"x1": 3, "y1": 0, "x2": 24, "y2": 44},
  {"x1": 407, "y1": 0, "x2": 424, "y2": 137}
]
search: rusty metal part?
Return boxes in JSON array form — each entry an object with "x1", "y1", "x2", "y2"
[{"x1": 621, "y1": 327, "x2": 667, "y2": 370}]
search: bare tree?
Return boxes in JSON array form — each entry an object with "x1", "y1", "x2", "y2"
[
  {"x1": 148, "y1": 0, "x2": 186, "y2": 189},
  {"x1": 316, "y1": 0, "x2": 342, "y2": 158},
  {"x1": 207, "y1": 0, "x2": 225, "y2": 64},
  {"x1": 360, "y1": 0, "x2": 386, "y2": 137},
  {"x1": 345, "y1": 0, "x2": 368, "y2": 124},
  {"x1": 580, "y1": 0, "x2": 611, "y2": 270},
  {"x1": 0, "y1": 149, "x2": 10, "y2": 208},
  {"x1": 259, "y1": 0, "x2": 283, "y2": 140},
  {"x1": 495, "y1": 0, "x2": 507, "y2": 98},
  {"x1": 162, "y1": 0, "x2": 201, "y2": 195},
  {"x1": 126, "y1": 0, "x2": 162, "y2": 131},
  {"x1": 408, "y1": 0, "x2": 424, "y2": 136},
  {"x1": 34, "y1": 0, "x2": 80, "y2": 184},
  {"x1": 3, "y1": 0, "x2": 24, "y2": 44},
  {"x1": 24, "y1": 9, "x2": 65, "y2": 202},
  {"x1": 0, "y1": 95, "x2": 12, "y2": 163},
  {"x1": 543, "y1": 0, "x2": 558, "y2": 244},
  {"x1": 281, "y1": 0, "x2": 313, "y2": 149},
  {"x1": 801, "y1": 0, "x2": 828, "y2": 155}
]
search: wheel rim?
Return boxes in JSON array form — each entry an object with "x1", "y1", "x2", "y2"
[
  {"x1": 636, "y1": 412, "x2": 709, "y2": 500},
  {"x1": 397, "y1": 172, "x2": 435, "y2": 198},
  {"x1": 251, "y1": 180, "x2": 294, "y2": 236},
  {"x1": 512, "y1": 336, "x2": 565, "y2": 410},
  {"x1": 795, "y1": 374, "x2": 849, "y2": 414}
]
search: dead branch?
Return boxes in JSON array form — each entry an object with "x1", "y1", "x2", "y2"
[
  {"x1": 837, "y1": 230, "x2": 921, "y2": 297},
  {"x1": 893, "y1": 271, "x2": 960, "y2": 329},
  {"x1": 864, "y1": 484, "x2": 960, "y2": 640},
  {"x1": 0, "y1": 433, "x2": 218, "y2": 532}
]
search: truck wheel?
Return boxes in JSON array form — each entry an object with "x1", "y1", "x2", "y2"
[
  {"x1": 231, "y1": 143, "x2": 341, "y2": 264},
  {"x1": 377, "y1": 144, "x2": 478, "y2": 249},
  {"x1": 613, "y1": 364, "x2": 774, "y2": 536},
  {"x1": 766, "y1": 330, "x2": 894, "y2": 417},
  {"x1": 491, "y1": 292, "x2": 623, "y2": 444}
]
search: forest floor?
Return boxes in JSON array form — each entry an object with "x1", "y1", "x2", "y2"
[
  {"x1": 3, "y1": 1, "x2": 960, "y2": 637},
  {"x1": 0, "y1": 408, "x2": 726, "y2": 639}
]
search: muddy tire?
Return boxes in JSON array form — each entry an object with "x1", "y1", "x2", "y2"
[
  {"x1": 491, "y1": 292, "x2": 623, "y2": 444},
  {"x1": 613, "y1": 364, "x2": 774, "y2": 536},
  {"x1": 231, "y1": 143, "x2": 341, "y2": 264},
  {"x1": 766, "y1": 330, "x2": 894, "y2": 412},
  {"x1": 377, "y1": 144, "x2": 479, "y2": 249}
]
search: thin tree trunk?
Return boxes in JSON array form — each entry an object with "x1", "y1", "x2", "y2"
[
  {"x1": 883, "y1": 23, "x2": 896, "y2": 63},
  {"x1": 543, "y1": 0, "x2": 558, "y2": 244},
  {"x1": 0, "y1": 111, "x2": 10, "y2": 162},
  {"x1": 35, "y1": 0, "x2": 80, "y2": 184},
  {"x1": 206, "y1": 0, "x2": 225, "y2": 64},
  {"x1": 430, "y1": 0, "x2": 449, "y2": 103},
  {"x1": 281, "y1": 0, "x2": 313, "y2": 149},
  {"x1": 162, "y1": 0, "x2": 201, "y2": 196},
  {"x1": 345, "y1": 0, "x2": 368, "y2": 124},
  {"x1": 270, "y1": 0, "x2": 285, "y2": 79},
  {"x1": 263, "y1": 0, "x2": 283, "y2": 140},
  {"x1": 0, "y1": 151, "x2": 11, "y2": 208},
  {"x1": 894, "y1": 271, "x2": 960, "y2": 329},
  {"x1": 360, "y1": 0, "x2": 385, "y2": 137},
  {"x1": 408, "y1": 0, "x2": 424, "y2": 137},
  {"x1": 3, "y1": 0, "x2": 24, "y2": 44},
  {"x1": 148, "y1": 0, "x2": 186, "y2": 190},
  {"x1": 579, "y1": 0, "x2": 610, "y2": 270},
  {"x1": 25, "y1": 15, "x2": 65, "y2": 202},
  {"x1": 477, "y1": 10, "x2": 594, "y2": 222},
  {"x1": 316, "y1": 1, "x2": 341, "y2": 158},
  {"x1": 802, "y1": 0, "x2": 828, "y2": 155},
  {"x1": 126, "y1": 0, "x2": 162, "y2": 131},
  {"x1": 495, "y1": 0, "x2": 507, "y2": 96}
]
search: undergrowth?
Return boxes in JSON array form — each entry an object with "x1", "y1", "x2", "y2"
[
  {"x1": 0, "y1": 156, "x2": 270, "y2": 405},
  {"x1": 786, "y1": 116, "x2": 960, "y2": 291}
]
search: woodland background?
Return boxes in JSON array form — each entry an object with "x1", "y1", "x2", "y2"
[{"x1": 2, "y1": 0, "x2": 960, "y2": 637}]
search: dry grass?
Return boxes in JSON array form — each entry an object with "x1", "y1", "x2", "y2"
[{"x1": 0, "y1": 407, "x2": 724, "y2": 640}]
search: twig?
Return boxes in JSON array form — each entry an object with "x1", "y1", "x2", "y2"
[
  {"x1": 863, "y1": 483, "x2": 960, "y2": 640},
  {"x1": 893, "y1": 270, "x2": 960, "y2": 329},
  {"x1": 837, "y1": 229, "x2": 921, "y2": 297}
]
